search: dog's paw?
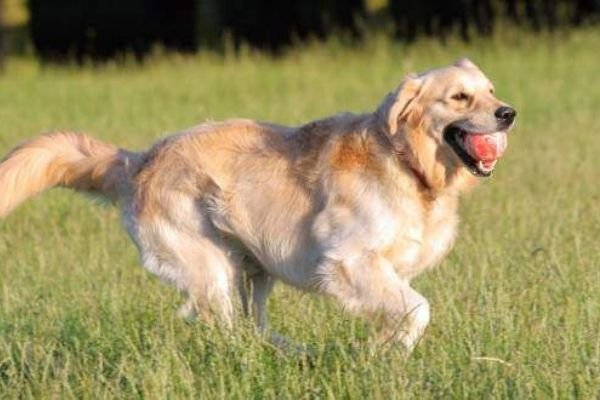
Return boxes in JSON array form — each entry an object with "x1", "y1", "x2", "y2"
[
  {"x1": 264, "y1": 332, "x2": 316, "y2": 365},
  {"x1": 177, "y1": 299, "x2": 197, "y2": 321}
]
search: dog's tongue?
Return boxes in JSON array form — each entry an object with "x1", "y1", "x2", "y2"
[{"x1": 464, "y1": 132, "x2": 507, "y2": 164}]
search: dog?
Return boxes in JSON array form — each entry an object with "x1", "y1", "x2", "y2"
[{"x1": 0, "y1": 59, "x2": 515, "y2": 352}]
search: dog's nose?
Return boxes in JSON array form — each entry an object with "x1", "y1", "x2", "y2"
[{"x1": 495, "y1": 106, "x2": 516, "y2": 124}]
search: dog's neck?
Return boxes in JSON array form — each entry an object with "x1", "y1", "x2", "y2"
[
  {"x1": 408, "y1": 165, "x2": 430, "y2": 190},
  {"x1": 375, "y1": 125, "x2": 477, "y2": 196}
]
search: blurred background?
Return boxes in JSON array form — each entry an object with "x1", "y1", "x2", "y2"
[{"x1": 0, "y1": 0, "x2": 599, "y2": 62}]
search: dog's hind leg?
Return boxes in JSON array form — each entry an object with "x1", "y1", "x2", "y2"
[
  {"x1": 181, "y1": 239, "x2": 239, "y2": 328},
  {"x1": 138, "y1": 221, "x2": 238, "y2": 327}
]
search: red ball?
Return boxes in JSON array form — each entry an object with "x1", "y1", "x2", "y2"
[{"x1": 464, "y1": 132, "x2": 507, "y2": 161}]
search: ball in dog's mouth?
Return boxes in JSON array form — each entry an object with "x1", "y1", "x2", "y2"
[
  {"x1": 463, "y1": 131, "x2": 507, "y2": 172},
  {"x1": 444, "y1": 126, "x2": 508, "y2": 177}
]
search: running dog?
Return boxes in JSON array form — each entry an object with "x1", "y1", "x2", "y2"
[{"x1": 0, "y1": 59, "x2": 516, "y2": 351}]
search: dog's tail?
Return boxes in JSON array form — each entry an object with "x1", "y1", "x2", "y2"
[{"x1": 0, "y1": 132, "x2": 137, "y2": 218}]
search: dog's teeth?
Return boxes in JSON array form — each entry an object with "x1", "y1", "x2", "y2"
[{"x1": 476, "y1": 160, "x2": 497, "y2": 172}]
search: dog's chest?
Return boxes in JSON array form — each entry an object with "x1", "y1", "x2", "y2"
[{"x1": 385, "y1": 196, "x2": 458, "y2": 279}]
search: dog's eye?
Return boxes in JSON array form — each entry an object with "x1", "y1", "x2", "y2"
[
  {"x1": 489, "y1": 87, "x2": 495, "y2": 94},
  {"x1": 451, "y1": 92, "x2": 470, "y2": 102}
]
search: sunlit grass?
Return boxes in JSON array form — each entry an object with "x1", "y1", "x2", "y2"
[{"x1": 0, "y1": 28, "x2": 599, "y2": 398}]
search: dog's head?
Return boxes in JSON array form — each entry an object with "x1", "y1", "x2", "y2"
[{"x1": 378, "y1": 59, "x2": 516, "y2": 189}]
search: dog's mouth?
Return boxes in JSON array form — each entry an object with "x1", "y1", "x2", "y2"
[{"x1": 443, "y1": 125, "x2": 508, "y2": 177}]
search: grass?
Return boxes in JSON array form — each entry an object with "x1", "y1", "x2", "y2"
[{"x1": 0, "y1": 29, "x2": 599, "y2": 398}]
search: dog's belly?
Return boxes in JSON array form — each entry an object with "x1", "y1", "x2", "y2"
[
  {"x1": 217, "y1": 181, "x2": 459, "y2": 286},
  {"x1": 208, "y1": 180, "x2": 323, "y2": 288}
]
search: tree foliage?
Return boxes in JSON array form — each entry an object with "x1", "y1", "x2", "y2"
[{"x1": 26, "y1": 0, "x2": 600, "y2": 61}]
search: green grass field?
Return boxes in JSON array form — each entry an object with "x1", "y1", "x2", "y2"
[{"x1": 0, "y1": 29, "x2": 599, "y2": 399}]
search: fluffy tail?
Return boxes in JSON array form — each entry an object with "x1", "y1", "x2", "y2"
[{"x1": 0, "y1": 132, "x2": 133, "y2": 218}]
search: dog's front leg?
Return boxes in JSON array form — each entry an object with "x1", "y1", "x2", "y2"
[{"x1": 318, "y1": 253, "x2": 430, "y2": 352}]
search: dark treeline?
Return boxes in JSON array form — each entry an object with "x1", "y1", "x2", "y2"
[
  {"x1": 0, "y1": 0, "x2": 5, "y2": 67},
  {"x1": 391, "y1": 0, "x2": 600, "y2": 41},
  {"x1": 29, "y1": 0, "x2": 198, "y2": 61},
  {"x1": 25, "y1": 0, "x2": 600, "y2": 61},
  {"x1": 201, "y1": 0, "x2": 365, "y2": 52}
]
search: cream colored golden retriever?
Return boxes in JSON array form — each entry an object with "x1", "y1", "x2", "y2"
[{"x1": 0, "y1": 59, "x2": 515, "y2": 351}]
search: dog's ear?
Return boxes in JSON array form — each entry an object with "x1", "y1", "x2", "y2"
[
  {"x1": 382, "y1": 74, "x2": 424, "y2": 135},
  {"x1": 454, "y1": 57, "x2": 478, "y2": 69}
]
